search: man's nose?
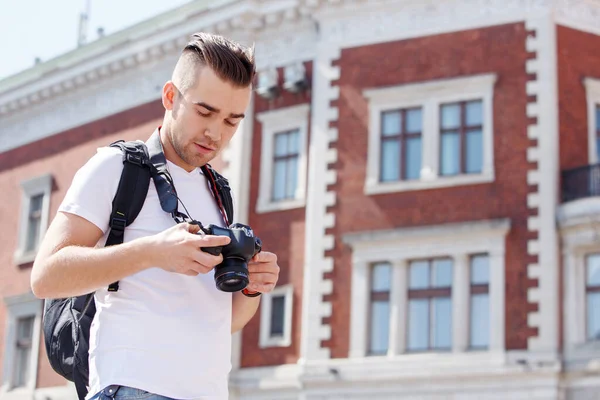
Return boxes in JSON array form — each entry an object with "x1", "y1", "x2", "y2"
[{"x1": 204, "y1": 126, "x2": 220, "y2": 141}]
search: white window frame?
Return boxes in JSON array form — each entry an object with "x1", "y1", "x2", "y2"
[
  {"x1": 259, "y1": 284, "x2": 294, "y2": 348},
  {"x1": 344, "y1": 218, "x2": 509, "y2": 362},
  {"x1": 559, "y1": 200, "x2": 600, "y2": 364},
  {"x1": 1, "y1": 292, "x2": 43, "y2": 397},
  {"x1": 256, "y1": 104, "x2": 309, "y2": 213},
  {"x1": 583, "y1": 77, "x2": 600, "y2": 164},
  {"x1": 14, "y1": 174, "x2": 53, "y2": 265},
  {"x1": 363, "y1": 74, "x2": 497, "y2": 195}
]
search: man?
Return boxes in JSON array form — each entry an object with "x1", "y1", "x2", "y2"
[{"x1": 30, "y1": 32, "x2": 279, "y2": 400}]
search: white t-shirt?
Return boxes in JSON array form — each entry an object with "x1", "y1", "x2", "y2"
[{"x1": 58, "y1": 136, "x2": 232, "y2": 400}]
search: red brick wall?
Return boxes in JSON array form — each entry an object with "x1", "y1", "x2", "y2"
[
  {"x1": 324, "y1": 23, "x2": 534, "y2": 357},
  {"x1": 240, "y1": 62, "x2": 312, "y2": 367},
  {"x1": 557, "y1": 25, "x2": 600, "y2": 171},
  {"x1": 0, "y1": 99, "x2": 229, "y2": 387}
]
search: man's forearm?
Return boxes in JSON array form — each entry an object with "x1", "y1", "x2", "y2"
[{"x1": 231, "y1": 292, "x2": 261, "y2": 333}]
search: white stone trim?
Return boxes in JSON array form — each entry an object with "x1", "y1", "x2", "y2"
[
  {"x1": 255, "y1": 104, "x2": 310, "y2": 213},
  {"x1": 300, "y1": 42, "x2": 340, "y2": 361},
  {"x1": 14, "y1": 174, "x2": 53, "y2": 265},
  {"x1": 525, "y1": 15, "x2": 560, "y2": 354},
  {"x1": 259, "y1": 284, "x2": 294, "y2": 348},
  {"x1": 583, "y1": 77, "x2": 600, "y2": 164},
  {"x1": 1, "y1": 292, "x2": 43, "y2": 396},
  {"x1": 362, "y1": 74, "x2": 496, "y2": 195},
  {"x1": 344, "y1": 219, "x2": 509, "y2": 360}
]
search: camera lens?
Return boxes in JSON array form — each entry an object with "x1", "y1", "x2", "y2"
[{"x1": 214, "y1": 258, "x2": 249, "y2": 292}]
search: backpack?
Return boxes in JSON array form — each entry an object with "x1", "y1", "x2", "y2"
[{"x1": 42, "y1": 135, "x2": 234, "y2": 400}]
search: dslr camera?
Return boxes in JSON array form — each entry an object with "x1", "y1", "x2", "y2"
[{"x1": 196, "y1": 222, "x2": 262, "y2": 292}]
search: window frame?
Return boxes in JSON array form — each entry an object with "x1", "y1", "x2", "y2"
[
  {"x1": 583, "y1": 77, "x2": 600, "y2": 164},
  {"x1": 259, "y1": 284, "x2": 294, "y2": 348},
  {"x1": 256, "y1": 104, "x2": 310, "y2": 213},
  {"x1": 344, "y1": 219, "x2": 509, "y2": 360},
  {"x1": 468, "y1": 253, "x2": 491, "y2": 350},
  {"x1": 14, "y1": 174, "x2": 53, "y2": 265},
  {"x1": 363, "y1": 74, "x2": 496, "y2": 195},
  {"x1": 1, "y1": 292, "x2": 43, "y2": 396}
]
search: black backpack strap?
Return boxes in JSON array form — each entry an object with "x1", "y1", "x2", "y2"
[
  {"x1": 201, "y1": 164, "x2": 234, "y2": 226},
  {"x1": 105, "y1": 140, "x2": 152, "y2": 291}
]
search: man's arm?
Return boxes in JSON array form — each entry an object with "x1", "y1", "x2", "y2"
[
  {"x1": 31, "y1": 212, "x2": 230, "y2": 299},
  {"x1": 231, "y1": 251, "x2": 279, "y2": 333}
]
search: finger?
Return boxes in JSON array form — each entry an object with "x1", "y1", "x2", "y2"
[
  {"x1": 192, "y1": 251, "x2": 223, "y2": 270},
  {"x1": 195, "y1": 234, "x2": 231, "y2": 247},
  {"x1": 184, "y1": 222, "x2": 201, "y2": 234},
  {"x1": 251, "y1": 251, "x2": 277, "y2": 263},
  {"x1": 248, "y1": 272, "x2": 278, "y2": 285},
  {"x1": 248, "y1": 263, "x2": 280, "y2": 274},
  {"x1": 248, "y1": 282, "x2": 276, "y2": 293}
]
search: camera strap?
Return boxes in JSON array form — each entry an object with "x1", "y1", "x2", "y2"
[{"x1": 146, "y1": 129, "x2": 230, "y2": 229}]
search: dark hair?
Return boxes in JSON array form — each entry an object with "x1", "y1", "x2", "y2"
[{"x1": 183, "y1": 32, "x2": 255, "y2": 88}]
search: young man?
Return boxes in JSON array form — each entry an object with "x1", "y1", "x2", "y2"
[{"x1": 30, "y1": 33, "x2": 279, "y2": 400}]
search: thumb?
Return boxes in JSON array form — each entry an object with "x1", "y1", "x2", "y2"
[{"x1": 183, "y1": 222, "x2": 201, "y2": 234}]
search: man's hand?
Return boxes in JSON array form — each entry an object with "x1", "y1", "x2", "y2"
[
  {"x1": 245, "y1": 251, "x2": 279, "y2": 293},
  {"x1": 148, "y1": 222, "x2": 231, "y2": 276}
]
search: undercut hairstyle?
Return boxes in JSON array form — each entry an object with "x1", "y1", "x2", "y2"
[{"x1": 172, "y1": 32, "x2": 256, "y2": 93}]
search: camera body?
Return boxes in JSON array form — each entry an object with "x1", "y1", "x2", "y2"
[{"x1": 200, "y1": 223, "x2": 262, "y2": 292}]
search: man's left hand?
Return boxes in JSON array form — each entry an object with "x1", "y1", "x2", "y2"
[{"x1": 246, "y1": 251, "x2": 279, "y2": 293}]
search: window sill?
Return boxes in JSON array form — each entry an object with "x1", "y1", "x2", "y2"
[
  {"x1": 13, "y1": 249, "x2": 36, "y2": 266},
  {"x1": 256, "y1": 198, "x2": 306, "y2": 214},
  {"x1": 365, "y1": 171, "x2": 494, "y2": 195},
  {"x1": 259, "y1": 337, "x2": 292, "y2": 349}
]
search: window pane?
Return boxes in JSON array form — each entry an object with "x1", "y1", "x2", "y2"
[
  {"x1": 13, "y1": 316, "x2": 34, "y2": 388},
  {"x1": 25, "y1": 217, "x2": 40, "y2": 252},
  {"x1": 287, "y1": 130, "x2": 300, "y2": 154},
  {"x1": 587, "y1": 254, "x2": 600, "y2": 286},
  {"x1": 274, "y1": 132, "x2": 288, "y2": 157},
  {"x1": 432, "y1": 297, "x2": 452, "y2": 349},
  {"x1": 29, "y1": 194, "x2": 43, "y2": 214},
  {"x1": 17, "y1": 316, "x2": 34, "y2": 340},
  {"x1": 440, "y1": 132, "x2": 460, "y2": 175},
  {"x1": 597, "y1": 137, "x2": 600, "y2": 162},
  {"x1": 588, "y1": 292, "x2": 600, "y2": 341},
  {"x1": 285, "y1": 157, "x2": 299, "y2": 199},
  {"x1": 382, "y1": 111, "x2": 401, "y2": 136},
  {"x1": 409, "y1": 260, "x2": 429, "y2": 289},
  {"x1": 406, "y1": 108, "x2": 422, "y2": 133},
  {"x1": 432, "y1": 259, "x2": 452, "y2": 287},
  {"x1": 272, "y1": 160, "x2": 287, "y2": 200},
  {"x1": 441, "y1": 104, "x2": 461, "y2": 129},
  {"x1": 405, "y1": 137, "x2": 422, "y2": 180},
  {"x1": 596, "y1": 105, "x2": 600, "y2": 131},
  {"x1": 380, "y1": 139, "x2": 400, "y2": 182},
  {"x1": 408, "y1": 299, "x2": 429, "y2": 351},
  {"x1": 466, "y1": 101, "x2": 483, "y2": 126},
  {"x1": 270, "y1": 295, "x2": 285, "y2": 337},
  {"x1": 471, "y1": 255, "x2": 490, "y2": 284},
  {"x1": 466, "y1": 130, "x2": 483, "y2": 173},
  {"x1": 372, "y1": 263, "x2": 391, "y2": 292},
  {"x1": 369, "y1": 301, "x2": 390, "y2": 354},
  {"x1": 470, "y1": 294, "x2": 489, "y2": 348}
]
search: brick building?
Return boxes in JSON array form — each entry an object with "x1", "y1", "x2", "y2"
[{"x1": 1, "y1": 0, "x2": 600, "y2": 399}]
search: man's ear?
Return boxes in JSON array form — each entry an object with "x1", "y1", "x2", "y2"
[{"x1": 162, "y1": 81, "x2": 176, "y2": 111}]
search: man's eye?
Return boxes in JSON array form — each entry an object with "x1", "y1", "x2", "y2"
[
  {"x1": 196, "y1": 110, "x2": 210, "y2": 117},
  {"x1": 225, "y1": 120, "x2": 236, "y2": 127}
]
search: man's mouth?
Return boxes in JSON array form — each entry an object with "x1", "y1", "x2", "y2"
[{"x1": 194, "y1": 143, "x2": 216, "y2": 154}]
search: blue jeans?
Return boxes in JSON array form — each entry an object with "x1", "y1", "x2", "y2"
[{"x1": 90, "y1": 385, "x2": 177, "y2": 400}]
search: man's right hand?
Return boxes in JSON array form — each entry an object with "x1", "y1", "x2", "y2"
[{"x1": 147, "y1": 223, "x2": 231, "y2": 276}]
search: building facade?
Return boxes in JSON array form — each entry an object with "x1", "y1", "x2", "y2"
[{"x1": 2, "y1": 0, "x2": 600, "y2": 399}]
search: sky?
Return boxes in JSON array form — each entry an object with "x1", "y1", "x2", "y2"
[{"x1": 0, "y1": 0, "x2": 193, "y2": 80}]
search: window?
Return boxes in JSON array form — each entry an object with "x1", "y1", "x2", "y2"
[
  {"x1": 586, "y1": 254, "x2": 600, "y2": 341},
  {"x1": 439, "y1": 101, "x2": 483, "y2": 176},
  {"x1": 346, "y1": 218, "x2": 509, "y2": 363},
  {"x1": 272, "y1": 129, "x2": 301, "y2": 201},
  {"x1": 380, "y1": 108, "x2": 422, "y2": 182},
  {"x1": 584, "y1": 78, "x2": 600, "y2": 163},
  {"x1": 15, "y1": 174, "x2": 53, "y2": 265},
  {"x1": 256, "y1": 104, "x2": 309, "y2": 213},
  {"x1": 1, "y1": 292, "x2": 42, "y2": 394},
  {"x1": 363, "y1": 74, "x2": 496, "y2": 194},
  {"x1": 368, "y1": 263, "x2": 391, "y2": 355},
  {"x1": 259, "y1": 284, "x2": 293, "y2": 347},
  {"x1": 469, "y1": 254, "x2": 490, "y2": 349},
  {"x1": 407, "y1": 258, "x2": 453, "y2": 352}
]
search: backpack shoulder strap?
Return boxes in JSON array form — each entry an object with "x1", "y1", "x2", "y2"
[
  {"x1": 201, "y1": 164, "x2": 234, "y2": 226},
  {"x1": 105, "y1": 140, "x2": 152, "y2": 291}
]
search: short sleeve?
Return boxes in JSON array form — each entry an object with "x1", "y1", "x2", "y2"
[{"x1": 58, "y1": 146, "x2": 124, "y2": 234}]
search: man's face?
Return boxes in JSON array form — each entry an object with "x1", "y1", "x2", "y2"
[{"x1": 164, "y1": 66, "x2": 252, "y2": 170}]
